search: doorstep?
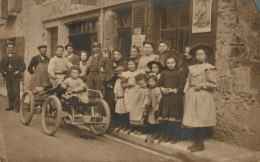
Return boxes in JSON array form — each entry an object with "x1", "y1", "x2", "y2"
[{"x1": 108, "y1": 130, "x2": 260, "y2": 162}]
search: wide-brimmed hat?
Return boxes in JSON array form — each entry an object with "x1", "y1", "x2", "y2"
[
  {"x1": 92, "y1": 42, "x2": 101, "y2": 48},
  {"x1": 37, "y1": 44, "x2": 47, "y2": 50},
  {"x1": 159, "y1": 50, "x2": 181, "y2": 68},
  {"x1": 189, "y1": 45, "x2": 214, "y2": 56},
  {"x1": 147, "y1": 61, "x2": 162, "y2": 71},
  {"x1": 65, "y1": 43, "x2": 73, "y2": 50},
  {"x1": 143, "y1": 40, "x2": 155, "y2": 48},
  {"x1": 69, "y1": 65, "x2": 81, "y2": 73},
  {"x1": 114, "y1": 66, "x2": 125, "y2": 73}
]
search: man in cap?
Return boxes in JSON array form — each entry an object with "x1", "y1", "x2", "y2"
[
  {"x1": 0, "y1": 42, "x2": 26, "y2": 112},
  {"x1": 27, "y1": 44, "x2": 50, "y2": 89},
  {"x1": 86, "y1": 42, "x2": 105, "y2": 97},
  {"x1": 157, "y1": 40, "x2": 170, "y2": 55},
  {"x1": 65, "y1": 43, "x2": 80, "y2": 66}
]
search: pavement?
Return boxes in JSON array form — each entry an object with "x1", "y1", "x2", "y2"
[{"x1": 0, "y1": 90, "x2": 260, "y2": 162}]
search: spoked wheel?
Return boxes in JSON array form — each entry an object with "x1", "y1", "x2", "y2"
[
  {"x1": 41, "y1": 95, "x2": 62, "y2": 136},
  {"x1": 89, "y1": 99, "x2": 111, "y2": 136},
  {"x1": 20, "y1": 90, "x2": 34, "y2": 125}
]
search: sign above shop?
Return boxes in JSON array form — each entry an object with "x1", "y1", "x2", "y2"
[{"x1": 41, "y1": 0, "x2": 134, "y2": 21}]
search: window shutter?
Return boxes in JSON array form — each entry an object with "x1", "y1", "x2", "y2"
[
  {"x1": 132, "y1": 2, "x2": 146, "y2": 35},
  {"x1": 2, "y1": 0, "x2": 8, "y2": 16},
  {"x1": 0, "y1": 39, "x2": 7, "y2": 87},
  {"x1": 15, "y1": 0, "x2": 22, "y2": 13},
  {"x1": 15, "y1": 37, "x2": 25, "y2": 58}
]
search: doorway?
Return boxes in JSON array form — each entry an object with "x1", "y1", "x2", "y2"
[
  {"x1": 118, "y1": 28, "x2": 132, "y2": 58},
  {"x1": 69, "y1": 33, "x2": 97, "y2": 55}
]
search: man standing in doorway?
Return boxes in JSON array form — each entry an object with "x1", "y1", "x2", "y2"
[
  {"x1": 0, "y1": 42, "x2": 26, "y2": 113},
  {"x1": 27, "y1": 44, "x2": 50, "y2": 90},
  {"x1": 65, "y1": 43, "x2": 80, "y2": 66},
  {"x1": 86, "y1": 42, "x2": 105, "y2": 97}
]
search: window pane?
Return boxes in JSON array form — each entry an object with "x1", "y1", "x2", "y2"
[
  {"x1": 161, "y1": 4, "x2": 177, "y2": 29},
  {"x1": 161, "y1": 29, "x2": 177, "y2": 49},
  {"x1": 179, "y1": 1, "x2": 190, "y2": 27}
]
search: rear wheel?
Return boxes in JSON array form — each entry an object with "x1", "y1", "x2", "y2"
[
  {"x1": 20, "y1": 90, "x2": 34, "y2": 125},
  {"x1": 41, "y1": 95, "x2": 62, "y2": 136},
  {"x1": 89, "y1": 99, "x2": 111, "y2": 136}
]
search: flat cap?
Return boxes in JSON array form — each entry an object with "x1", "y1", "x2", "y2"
[{"x1": 92, "y1": 42, "x2": 101, "y2": 48}]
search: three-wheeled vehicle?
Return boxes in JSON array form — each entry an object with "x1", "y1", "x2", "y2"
[{"x1": 20, "y1": 86, "x2": 111, "y2": 136}]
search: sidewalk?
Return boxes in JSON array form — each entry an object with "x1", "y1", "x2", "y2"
[
  {"x1": 0, "y1": 97, "x2": 7, "y2": 162},
  {"x1": 108, "y1": 129, "x2": 260, "y2": 162}
]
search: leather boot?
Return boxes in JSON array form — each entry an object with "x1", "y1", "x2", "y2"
[{"x1": 189, "y1": 139, "x2": 205, "y2": 152}]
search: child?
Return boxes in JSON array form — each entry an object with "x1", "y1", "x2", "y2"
[
  {"x1": 147, "y1": 61, "x2": 162, "y2": 79},
  {"x1": 122, "y1": 58, "x2": 145, "y2": 134},
  {"x1": 182, "y1": 45, "x2": 217, "y2": 152},
  {"x1": 60, "y1": 65, "x2": 87, "y2": 114},
  {"x1": 157, "y1": 55, "x2": 185, "y2": 144},
  {"x1": 79, "y1": 50, "x2": 89, "y2": 82},
  {"x1": 138, "y1": 41, "x2": 159, "y2": 72},
  {"x1": 114, "y1": 66, "x2": 129, "y2": 132},
  {"x1": 145, "y1": 74, "x2": 162, "y2": 143},
  {"x1": 128, "y1": 73, "x2": 150, "y2": 135},
  {"x1": 130, "y1": 45, "x2": 141, "y2": 64}
]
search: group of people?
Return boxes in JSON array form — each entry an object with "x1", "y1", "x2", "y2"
[{"x1": 0, "y1": 39, "x2": 217, "y2": 152}]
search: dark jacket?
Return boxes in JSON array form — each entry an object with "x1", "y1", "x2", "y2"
[
  {"x1": 86, "y1": 53, "x2": 105, "y2": 78},
  {"x1": 0, "y1": 53, "x2": 26, "y2": 78},
  {"x1": 68, "y1": 54, "x2": 80, "y2": 66},
  {"x1": 27, "y1": 54, "x2": 50, "y2": 75}
]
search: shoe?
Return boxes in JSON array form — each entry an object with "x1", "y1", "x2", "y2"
[
  {"x1": 122, "y1": 126, "x2": 128, "y2": 131},
  {"x1": 171, "y1": 137, "x2": 178, "y2": 144},
  {"x1": 187, "y1": 142, "x2": 197, "y2": 150},
  {"x1": 6, "y1": 107, "x2": 14, "y2": 111},
  {"x1": 157, "y1": 134, "x2": 165, "y2": 144},
  {"x1": 127, "y1": 127, "x2": 133, "y2": 134},
  {"x1": 189, "y1": 140, "x2": 205, "y2": 152},
  {"x1": 14, "y1": 109, "x2": 20, "y2": 113},
  {"x1": 163, "y1": 135, "x2": 171, "y2": 143}
]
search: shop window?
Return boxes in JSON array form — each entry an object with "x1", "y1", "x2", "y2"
[
  {"x1": 49, "y1": 27, "x2": 58, "y2": 57},
  {"x1": 1, "y1": 0, "x2": 22, "y2": 18},
  {"x1": 160, "y1": 0, "x2": 190, "y2": 53},
  {"x1": 69, "y1": 19, "x2": 98, "y2": 35}
]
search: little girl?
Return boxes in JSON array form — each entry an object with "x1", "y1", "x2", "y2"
[
  {"x1": 130, "y1": 45, "x2": 141, "y2": 64},
  {"x1": 157, "y1": 55, "x2": 185, "y2": 144},
  {"x1": 129, "y1": 73, "x2": 150, "y2": 135},
  {"x1": 145, "y1": 75, "x2": 162, "y2": 143},
  {"x1": 79, "y1": 50, "x2": 89, "y2": 82},
  {"x1": 182, "y1": 45, "x2": 217, "y2": 152},
  {"x1": 122, "y1": 58, "x2": 146, "y2": 134},
  {"x1": 114, "y1": 66, "x2": 129, "y2": 132},
  {"x1": 147, "y1": 61, "x2": 162, "y2": 79}
]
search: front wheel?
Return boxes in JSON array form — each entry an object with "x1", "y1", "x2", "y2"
[
  {"x1": 89, "y1": 99, "x2": 111, "y2": 136},
  {"x1": 41, "y1": 95, "x2": 62, "y2": 136},
  {"x1": 20, "y1": 90, "x2": 34, "y2": 125}
]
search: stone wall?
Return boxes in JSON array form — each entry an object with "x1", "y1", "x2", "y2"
[{"x1": 215, "y1": 0, "x2": 260, "y2": 151}]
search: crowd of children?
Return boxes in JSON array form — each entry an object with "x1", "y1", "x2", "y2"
[{"x1": 50, "y1": 41, "x2": 217, "y2": 153}]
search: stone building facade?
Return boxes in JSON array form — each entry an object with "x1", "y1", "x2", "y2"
[{"x1": 0, "y1": 0, "x2": 259, "y2": 151}]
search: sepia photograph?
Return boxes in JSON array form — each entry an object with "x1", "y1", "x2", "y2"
[{"x1": 0, "y1": 0, "x2": 259, "y2": 161}]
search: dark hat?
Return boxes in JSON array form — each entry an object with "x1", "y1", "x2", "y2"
[
  {"x1": 147, "y1": 61, "x2": 162, "y2": 71},
  {"x1": 65, "y1": 43, "x2": 73, "y2": 50},
  {"x1": 159, "y1": 50, "x2": 180, "y2": 67},
  {"x1": 158, "y1": 40, "x2": 169, "y2": 47},
  {"x1": 92, "y1": 42, "x2": 101, "y2": 48},
  {"x1": 143, "y1": 40, "x2": 155, "y2": 48},
  {"x1": 135, "y1": 73, "x2": 147, "y2": 81},
  {"x1": 37, "y1": 44, "x2": 47, "y2": 50},
  {"x1": 6, "y1": 41, "x2": 15, "y2": 47},
  {"x1": 114, "y1": 66, "x2": 125, "y2": 73},
  {"x1": 69, "y1": 65, "x2": 81, "y2": 74},
  {"x1": 189, "y1": 44, "x2": 214, "y2": 56}
]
